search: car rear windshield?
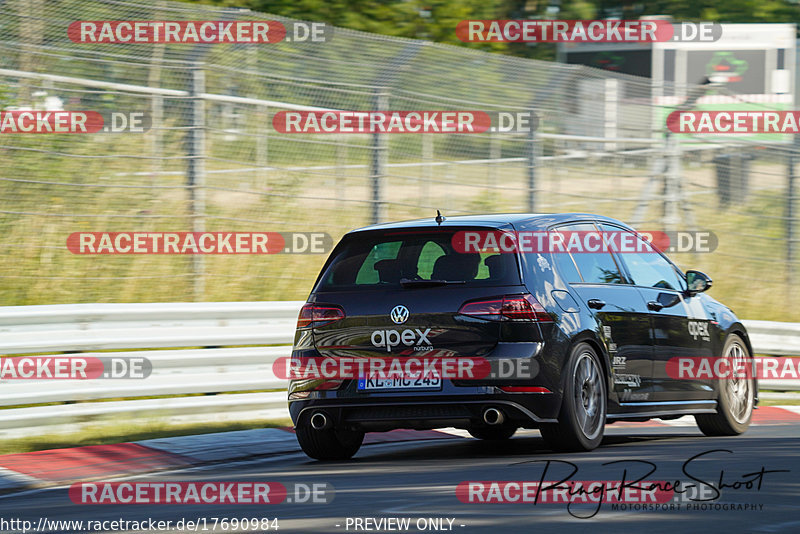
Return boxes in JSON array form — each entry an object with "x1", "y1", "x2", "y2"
[{"x1": 315, "y1": 229, "x2": 521, "y2": 291}]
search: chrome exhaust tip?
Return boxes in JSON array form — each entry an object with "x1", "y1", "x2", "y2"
[
  {"x1": 483, "y1": 407, "x2": 505, "y2": 426},
  {"x1": 310, "y1": 412, "x2": 330, "y2": 430}
]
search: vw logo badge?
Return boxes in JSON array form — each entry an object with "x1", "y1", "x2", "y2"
[{"x1": 390, "y1": 305, "x2": 409, "y2": 325}]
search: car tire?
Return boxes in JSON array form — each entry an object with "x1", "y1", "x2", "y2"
[
  {"x1": 695, "y1": 333, "x2": 754, "y2": 436},
  {"x1": 539, "y1": 342, "x2": 607, "y2": 452},
  {"x1": 295, "y1": 422, "x2": 364, "y2": 460},
  {"x1": 467, "y1": 424, "x2": 517, "y2": 440}
]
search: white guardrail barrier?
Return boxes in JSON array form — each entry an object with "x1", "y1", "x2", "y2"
[
  {"x1": 0, "y1": 302, "x2": 304, "y2": 437},
  {"x1": 0, "y1": 302, "x2": 796, "y2": 437}
]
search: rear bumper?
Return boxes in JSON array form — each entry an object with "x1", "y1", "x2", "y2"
[{"x1": 288, "y1": 390, "x2": 559, "y2": 432}]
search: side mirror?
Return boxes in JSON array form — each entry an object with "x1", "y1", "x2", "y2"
[{"x1": 686, "y1": 270, "x2": 712, "y2": 295}]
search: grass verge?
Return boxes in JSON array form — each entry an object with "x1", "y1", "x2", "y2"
[{"x1": 756, "y1": 396, "x2": 800, "y2": 407}]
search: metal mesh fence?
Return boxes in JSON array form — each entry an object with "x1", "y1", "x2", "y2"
[{"x1": 0, "y1": 0, "x2": 797, "y2": 322}]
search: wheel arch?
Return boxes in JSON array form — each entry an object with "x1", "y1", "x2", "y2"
[
  {"x1": 562, "y1": 331, "x2": 615, "y2": 408},
  {"x1": 726, "y1": 324, "x2": 758, "y2": 405}
]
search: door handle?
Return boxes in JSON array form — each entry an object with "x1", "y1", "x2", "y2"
[
  {"x1": 587, "y1": 299, "x2": 606, "y2": 309},
  {"x1": 647, "y1": 301, "x2": 663, "y2": 311}
]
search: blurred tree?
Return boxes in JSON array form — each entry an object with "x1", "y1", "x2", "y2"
[
  {"x1": 189, "y1": 0, "x2": 509, "y2": 52},
  {"x1": 180, "y1": 0, "x2": 800, "y2": 58},
  {"x1": 635, "y1": 0, "x2": 798, "y2": 23}
]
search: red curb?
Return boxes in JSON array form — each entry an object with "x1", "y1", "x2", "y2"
[
  {"x1": 752, "y1": 406, "x2": 800, "y2": 425},
  {"x1": 0, "y1": 443, "x2": 192, "y2": 483},
  {"x1": 608, "y1": 406, "x2": 800, "y2": 428}
]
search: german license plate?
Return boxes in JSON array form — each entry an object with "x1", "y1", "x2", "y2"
[{"x1": 357, "y1": 374, "x2": 442, "y2": 391}]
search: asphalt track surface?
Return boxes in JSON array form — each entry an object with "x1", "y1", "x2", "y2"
[{"x1": 1, "y1": 424, "x2": 798, "y2": 534}]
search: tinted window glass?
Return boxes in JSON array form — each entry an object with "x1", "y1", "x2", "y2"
[
  {"x1": 554, "y1": 223, "x2": 623, "y2": 284},
  {"x1": 355, "y1": 241, "x2": 402, "y2": 284},
  {"x1": 317, "y1": 230, "x2": 520, "y2": 291},
  {"x1": 602, "y1": 225, "x2": 685, "y2": 290},
  {"x1": 551, "y1": 250, "x2": 582, "y2": 283},
  {"x1": 416, "y1": 241, "x2": 445, "y2": 279}
]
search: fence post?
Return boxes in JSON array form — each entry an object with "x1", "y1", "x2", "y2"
[
  {"x1": 526, "y1": 111, "x2": 537, "y2": 212},
  {"x1": 336, "y1": 134, "x2": 347, "y2": 204},
  {"x1": 663, "y1": 133, "x2": 681, "y2": 231},
  {"x1": 422, "y1": 133, "x2": 432, "y2": 203},
  {"x1": 256, "y1": 104, "x2": 269, "y2": 188},
  {"x1": 187, "y1": 63, "x2": 206, "y2": 300},
  {"x1": 370, "y1": 88, "x2": 388, "y2": 224},
  {"x1": 788, "y1": 144, "x2": 796, "y2": 289},
  {"x1": 149, "y1": 95, "x2": 163, "y2": 188},
  {"x1": 147, "y1": 39, "x2": 165, "y2": 190},
  {"x1": 16, "y1": 0, "x2": 43, "y2": 104},
  {"x1": 488, "y1": 131, "x2": 499, "y2": 190}
]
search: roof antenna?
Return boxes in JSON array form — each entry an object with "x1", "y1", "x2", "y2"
[{"x1": 435, "y1": 210, "x2": 446, "y2": 225}]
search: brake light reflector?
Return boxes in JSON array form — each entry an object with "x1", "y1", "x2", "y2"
[
  {"x1": 458, "y1": 294, "x2": 552, "y2": 322},
  {"x1": 297, "y1": 303, "x2": 345, "y2": 329}
]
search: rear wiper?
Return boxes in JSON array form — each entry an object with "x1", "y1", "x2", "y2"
[{"x1": 400, "y1": 278, "x2": 466, "y2": 288}]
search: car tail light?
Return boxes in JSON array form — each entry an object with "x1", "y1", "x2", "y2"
[
  {"x1": 458, "y1": 294, "x2": 552, "y2": 322},
  {"x1": 297, "y1": 303, "x2": 345, "y2": 329},
  {"x1": 499, "y1": 386, "x2": 552, "y2": 393},
  {"x1": 288, "y1": 380, "x2": 344, "y2": 397}
]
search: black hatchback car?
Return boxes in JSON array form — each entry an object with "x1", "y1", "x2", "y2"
[{"x1": 288, "y1": 213, "x2": 756, "y2": 460}]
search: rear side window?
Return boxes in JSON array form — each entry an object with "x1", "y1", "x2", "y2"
[
  {"x1": 551, "y1": 250, "x2": 582, "y2": 284},
  {"x1": 551, "y1": 223, "x2": 623, "y2": 284},
  {"x1": 316, "y1": 229, "x2": 520, "y2": 291}
]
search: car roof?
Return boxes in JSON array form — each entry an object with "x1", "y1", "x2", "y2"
[{"x1": 349, "y1": 213, "x2": 631, "y2": 233}]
